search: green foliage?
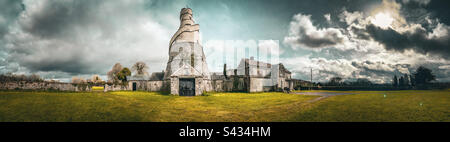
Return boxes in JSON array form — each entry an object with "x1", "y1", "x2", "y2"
[
  {"x1": 117, "y1": 68, "x2": 131, "y2": 83},
  {"x1": 414, "y1": 66, "x2": 436, "y2": 85},
  {"x1": 328, "y1": 77, "x2": 343, "y2": 86}
]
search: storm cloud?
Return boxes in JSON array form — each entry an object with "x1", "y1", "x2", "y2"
[
  {"x1": 0, "y1": 0, "x2": 23, "y2": 38},
  {"x1": 366, "y1": 23, "x2": 449, "y2": 58},
  {"x1": 284, "y1": 13, "x2": 346, "y2": 49},
  {"x1": 0, "y1": 0, "x2": 186, "y2": 81}
]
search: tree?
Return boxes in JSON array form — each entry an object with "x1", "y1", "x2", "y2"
[
  {"x1": 355, "y1": 78, "x2": 372, "y2": 86},
  {"x1": 71, "y1": 77, "x2": 86, "y2": 84},
  {"x1": 30, "y1": 74, "x2": 42, "y2": 82},
  {"x1": 107, "y1": 63, "x2": 123, "y2": 83},
  {"x1": 393, "y1": 75, "x2": 398, "y2": 87},
  {"x1": 329, "y1": 77, "x2": 343, "y2": 86},
  {"x1": 91, "y1": 74, "x2": 103, "y2": 84},
  {"x1": 413, "y1": 66, "x2": 435, "y2": 85},
  {"x1": 409, "y1": 74, "x2": 415, "y2": 86},
  {"x1": 117, "y1": 67, "x2": 131, "y2": 83},
  {"x1": 132, "y1": 61, "x2": 149, "y2": 76},
  {"x1": 399, "y1": 76, "x2": 405, "y2": 86},
  {"x1": 403, "y1": 74, "x2": 410, "y2": 86}
]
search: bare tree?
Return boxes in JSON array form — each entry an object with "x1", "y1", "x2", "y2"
[
  {"x1": 30, "y1": 74, "x2": 42, "y2": 82},
  {"x1": 0, "y1": 73, "x2": 43, "y2": 82},
  {"x1": 91, "y1": 74, "x2": 103, "y2": 83},
  {"x1": 107, "y1": 63, "x2": 123, "y2": 83},
  {"x1": 132, "y1": 61, "x2": 149, "y2": 76},
  {"x1": 71, "y1": 77, "x2": 86, "y2": 84}
]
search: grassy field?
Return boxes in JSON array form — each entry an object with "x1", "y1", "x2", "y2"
[{"x1": 0, "y1": 90, "x2": 448, "y2": 122}]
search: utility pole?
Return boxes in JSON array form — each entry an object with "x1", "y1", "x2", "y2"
[{"x1": 310, "y1": 68, "x2": 313, "y2": 90}]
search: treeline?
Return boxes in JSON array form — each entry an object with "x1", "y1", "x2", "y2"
[
  {"x1": 71, "y1": 74, "x2": 105, "y2": 86},
  {"x1": 313, "y1": 66, "x2": 446, "y2": 90},
  {"x1": 392, "y1": 66, "x2": 435, "y2": 87},
  {"x1": 0, "y1": 73, "x2": 43, "y2": 82},
  {"x1": 105, "y1": 62, "x2": 148, "y2": 85},
  {"x1": 324, "y1": 77, "x2": 374, "y2": 86}
]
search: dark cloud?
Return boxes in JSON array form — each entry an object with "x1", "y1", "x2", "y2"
[
  {"x1": 0, "y1": 0, "x2": 23, "y2": 38},
  {"x1": 366, "y1": 23, "x2": 450, "y2": 58},
  {"x1": 284, "y1": 13, "x2": 346, "y2": 49},
  {"x1": 0, "y1": 0, "x2": 183, "y2": 81},
  {"x1": 297, "y1": 29, "x2": 344, "y2": 48},
  {"x1": 20, "y1": 0, "x2": 113, "y2": 39},
  {"x1": 349, "y1": 25, "x2": 372, "y2": 40}
]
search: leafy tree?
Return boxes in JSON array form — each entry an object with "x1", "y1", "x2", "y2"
[
  {"x1": 409, "y1": 74, "x2": 415, "y2": 86},
  {"x1": 132, "y1": 61, "x2": 149, "y2": 76},
  {"x1": 413, "y1": 66, "x2": 435, "y2": 85},
  {"x1": 117, "y1": 68, "x2": 131, "y2": 83},
  {"x1": 399, "y1": 76, "x2": 405, "y2": 86},
  {"x1": 355, "y1": 78, "x2": 372, "y2": 86},
  {"x1": 329, "y1": 77, "x2": 343, "y2": 86}
]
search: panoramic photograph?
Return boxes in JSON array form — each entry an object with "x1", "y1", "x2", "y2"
[{"x1": 0, "y1": 0, "x2": 449, "y2": 137}]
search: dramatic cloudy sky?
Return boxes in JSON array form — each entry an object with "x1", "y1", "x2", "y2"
[{"x1": 0, "y1": 0, "x2": 449, "y2": 83}]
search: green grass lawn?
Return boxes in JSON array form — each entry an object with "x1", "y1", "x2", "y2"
[{"x1": 0, "y1": 90, "x2": 448, "y2": 122}]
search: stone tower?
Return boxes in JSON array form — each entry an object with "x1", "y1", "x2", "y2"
[{"x1": 163, "y1": 8, "x2": 212, "y2": 96}]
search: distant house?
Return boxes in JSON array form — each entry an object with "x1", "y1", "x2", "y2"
[{"x1": 127, "y1": 71, "x2": 165, "y2": 91}]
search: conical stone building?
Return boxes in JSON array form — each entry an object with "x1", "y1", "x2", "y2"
[{"x1": 163, "y1": 8, "x2": 212, "y2": 96}]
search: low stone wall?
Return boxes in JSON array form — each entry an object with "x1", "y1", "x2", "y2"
[
  {"x1": 104, "y1": 84, "x2": 128, "y2": 92},
  {"x1": 249, "y1": 78, "x2": 272, "y2": 92},
  {"x1": 211, "y1": 77, "x2": 247, "y2": 92},
  {"x1": 126, "y1": 81, "x2": 164, "y2": 91},
  {"x1": 0, "y1": 81, "x2": 90, "y2": 91}
]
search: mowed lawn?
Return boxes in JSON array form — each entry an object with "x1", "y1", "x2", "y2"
[{"x1": 0, "y1": 90, "x2": 448, "y2": 122}]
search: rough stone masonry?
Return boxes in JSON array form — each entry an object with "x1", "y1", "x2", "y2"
[{"x1": 163, "y1": 8, "x2": 213, "y2": 96}]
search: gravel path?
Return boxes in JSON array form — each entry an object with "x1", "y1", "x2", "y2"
[{"x1": 293, "y1": 92, "x2": 355, "y2": 103}]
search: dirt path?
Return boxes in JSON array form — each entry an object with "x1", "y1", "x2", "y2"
[{"x1": 292, "y1": 92, "x2": 355, "y2": 103}]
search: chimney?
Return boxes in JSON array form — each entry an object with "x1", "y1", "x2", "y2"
[{"x1": 223, "y1": 64, "x2": 228, "y2": 79}]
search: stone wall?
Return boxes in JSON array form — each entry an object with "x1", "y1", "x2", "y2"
[
  {"x1": 170, "y1": 78, "x2": 179, "y2": 95},
  {"x1": 211, "y1": 80, "x2": 235, "y2": 92},
  {"x1": 211, "y1": 77, "x2": 247, "y2": 92},
  {"x1": 249, "y1": 78, "x2": 270, "y2": 92},
  {"x1": 126, "y1": 80, "x2": 164, "y2": 91},
  {"x1": 104, "y1": 84, "x2": 128, "y2": 92},
  {"x1": 0, "y1": 81, "x2": 90, "y2": 91}
]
